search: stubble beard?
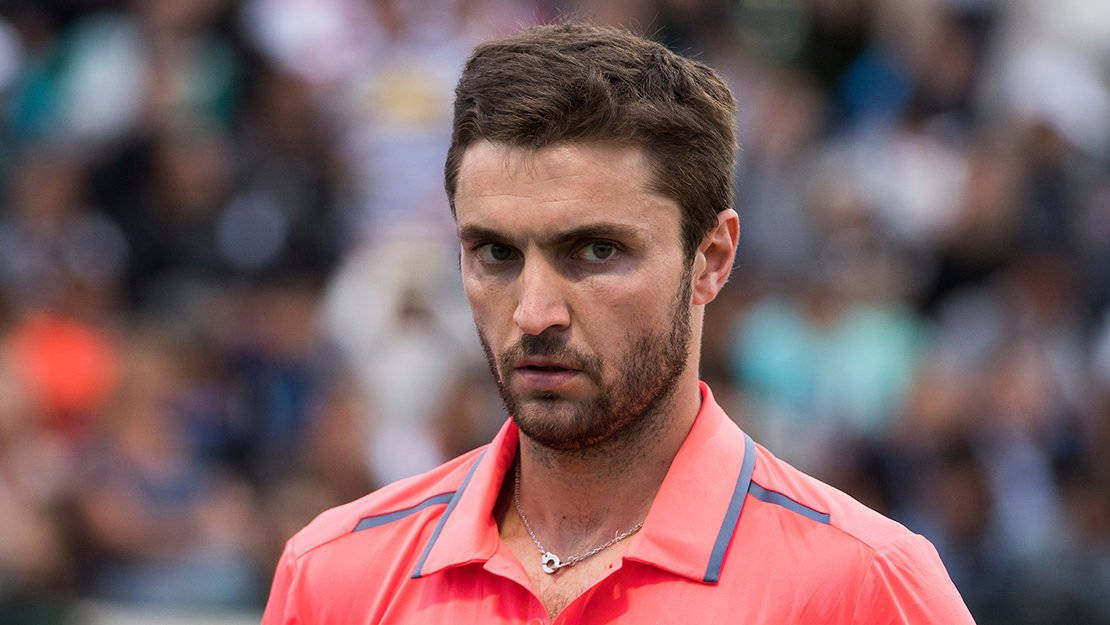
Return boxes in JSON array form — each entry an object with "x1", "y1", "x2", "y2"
[{"x1": 477, "y1": 271, "x2": 693, "y2": 454}]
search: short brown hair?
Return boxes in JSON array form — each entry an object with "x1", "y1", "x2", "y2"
[{"x1": 445, "y1": 23, "x2": 737, "y2": 258}]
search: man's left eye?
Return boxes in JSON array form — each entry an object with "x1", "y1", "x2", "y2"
[{"x1": 578, "y1": 242, "x2": 616, "y2": 262}]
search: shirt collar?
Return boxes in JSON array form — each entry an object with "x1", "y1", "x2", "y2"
[{"x1": 414, "y1": 382, "x2": 752, "y2": 584}]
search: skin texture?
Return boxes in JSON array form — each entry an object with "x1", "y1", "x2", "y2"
[{"x1": 454, "y1": 141, "x2": 739, "y2": 618}]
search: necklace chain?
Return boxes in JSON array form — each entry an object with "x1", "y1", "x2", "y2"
[{"x1": 512, "y1": 464, "x2": 644, "y2": 574}]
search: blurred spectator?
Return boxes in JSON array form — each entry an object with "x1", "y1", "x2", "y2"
[
  {"x1": 728, "y1": 206, "x2": 928, "y2": 472},
  {"x1": 734, "y1": 69, "x2": 826, "y2": 277},
  {"x1": 73, "y1": 330, "x2": 258, "y2": 606},
  {"x1": 323, "y1": 231, "x2": 491, "y2": 484},
  {"x1": 243, "y1": 0, "x2": 535, "y2": 244},
  {"x1": 222, "y1": 279, "x2": 334, "y2": 485},
  {"x1": 919, "y1": 437, "x2": 1018, "y2": 625},
  {"x1": 4, "y1": 311, "x2": 119, "y2": 441},
  {"x1": 0, "y1": 339, "x2": 76, "y2": 624},
  {"x1": 0, "y1": 145, "x2": 128, "y2": 317}
]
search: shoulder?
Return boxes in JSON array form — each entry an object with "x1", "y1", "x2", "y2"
[
  {"x1": 747, "y1": 441, "x2": 974, "y2": 623},
  {"x1": 261, "y1": 446, "x2": 494, "y2": 625},
  {"x1": 285, "y1": 445, "x2": 488, "y2": 560},
  {"x1": 749, "y1": 440, "x2": 916, "y2": 553}
]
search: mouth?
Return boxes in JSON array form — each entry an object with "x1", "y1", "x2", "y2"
[
  {"x1": 514, "y1": 359, "x2": 580, "y2": 374},
  {"x1": 511, "y1": 360, "x2": 582, "y2": 391}
]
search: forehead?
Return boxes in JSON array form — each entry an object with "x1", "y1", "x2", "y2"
[{"x1": 454, "y1": 141, "x2": 681, "y2": 239}]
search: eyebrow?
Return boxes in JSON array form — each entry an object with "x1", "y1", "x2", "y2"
[{"x1": 457, "y1": 222, "x2": 645, "y2": 247}]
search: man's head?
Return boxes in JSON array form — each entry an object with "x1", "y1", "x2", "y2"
[
  {"x1": 446, "y1": 23, "x2": 736, "y2": 260},
  {"x1": 449, "y1": 25, "x2": 739, "y2": 452}
]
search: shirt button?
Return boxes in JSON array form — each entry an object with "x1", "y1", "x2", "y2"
[{"x1": 529, "y1": 619, "x2": 544, "y2": 625}]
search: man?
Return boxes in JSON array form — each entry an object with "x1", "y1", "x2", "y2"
[{"x1": 262, "y1": 24, "x2": 975, "y2": 624}]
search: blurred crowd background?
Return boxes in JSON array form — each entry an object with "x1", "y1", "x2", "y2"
[{"x1": 0, "y1": 0, "x2": 1108, "y2": 623}]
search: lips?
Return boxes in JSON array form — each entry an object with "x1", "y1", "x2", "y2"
[
  {"x1": 512, "y1": 359, "x2": 582, "y2": 391},
  {"x1": 514, "y1": 358, "x2": 580, "y2": 373}
]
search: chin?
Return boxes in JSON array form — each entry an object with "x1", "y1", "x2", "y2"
[
  {"x1": 513, "y1": 394, "x2": 583, "y2": 422},
  {"x1": 510, "y1": 397, "x2": 625, "y2": 451}
]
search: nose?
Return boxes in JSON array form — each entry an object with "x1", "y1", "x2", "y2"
[{"x1": 512, "y1": 257, "x2": 570, "y2": 336}]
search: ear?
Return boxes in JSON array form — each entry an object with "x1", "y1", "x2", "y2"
[{"x1": 690, "y1": 209, "x2": 739, "y2": 306}]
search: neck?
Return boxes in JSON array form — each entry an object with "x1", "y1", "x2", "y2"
[{"x1": 509, "y1": 373, "x2": 703, "y2": 551}]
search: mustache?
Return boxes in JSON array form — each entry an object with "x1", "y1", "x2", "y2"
[{"x1": 498, "y1": 333, "x2": 601, "y2": 378}]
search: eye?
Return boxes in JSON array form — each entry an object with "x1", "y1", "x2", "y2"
[
  {"x1": 577, "y1": 241, "x2": 617, "y2": 262},
  {"x1": 475, "y1": 242, "x2": 517, "y2": 263}
]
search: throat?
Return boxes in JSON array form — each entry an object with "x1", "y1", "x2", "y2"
[
  {"x1": 508, "y1": 382, "x2": 696, "y2": 538},
  {"x1": 507, "y1": 439, "x2": 666, "y2": 562}
]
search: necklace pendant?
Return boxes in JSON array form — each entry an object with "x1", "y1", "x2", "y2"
[{"x1": 541, "y1": 552, "x2": 561, "y2": 574}]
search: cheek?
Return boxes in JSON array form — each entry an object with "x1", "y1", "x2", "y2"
[
  {"x1": 463, "y1": 274, "x2": 510, "y2": 339},
  {"x1": 572, "y1": 276, "x2": 671, "y2": 349}
]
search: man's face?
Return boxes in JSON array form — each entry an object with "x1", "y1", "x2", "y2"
[{"x1": 454, "y1": 141, "x2": 694, "y2": 451}]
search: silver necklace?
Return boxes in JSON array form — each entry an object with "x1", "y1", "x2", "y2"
[{"x1": 512, "y1": 464, "x2": 644, "y2": 574}]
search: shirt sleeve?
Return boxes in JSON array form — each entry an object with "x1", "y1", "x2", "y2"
[
  {"x1": 261, "y1": 540, "x2": 301, "y2": 625},
  {"x1": 850, "y1": 533, "x2": 976, "y2": 625}
]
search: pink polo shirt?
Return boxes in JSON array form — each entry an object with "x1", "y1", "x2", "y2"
[{"x1": 262, "y1": 382, "x2": 974, "y2": 624}]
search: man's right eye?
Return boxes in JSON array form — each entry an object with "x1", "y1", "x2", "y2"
[{"x1": 475, "y1": 243, "x2": 517, "y2": 263}]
